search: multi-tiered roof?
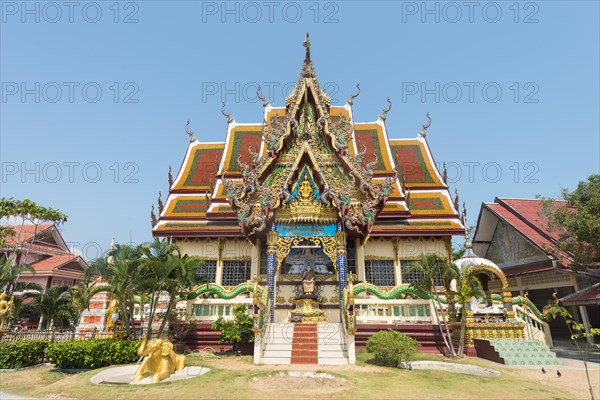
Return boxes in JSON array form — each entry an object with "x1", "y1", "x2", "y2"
[{"x1": 153, "y1": 35, "x2": 464, "y2": 239}]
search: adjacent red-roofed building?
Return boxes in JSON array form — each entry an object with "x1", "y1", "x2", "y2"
[
  {"x1": 1, "y1": 224, "x2": 87, "y2": 290},
  {"x1": 473, "y1": 198, "x2": 599, "y2": 341}
]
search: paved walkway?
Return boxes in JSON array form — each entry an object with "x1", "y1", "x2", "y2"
[{"x1": 552, "y1": 339, "x2": 600, "y2": 364}]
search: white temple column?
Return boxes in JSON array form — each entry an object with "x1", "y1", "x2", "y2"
[{"x1": 356, "y1": 239, "x2": 365, "y2": 281}]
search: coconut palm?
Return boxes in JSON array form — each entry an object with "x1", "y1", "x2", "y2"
[
  {"x1": 69, "y1": 279, "x2": 105, "y2": 328},
  {"x1": 24, "y1": 286, "x2": 76, "y2": 329},
  {"x1": 88, "y1": 243, "x2": 144, "y2": 337},
  {"x1": 0, "y1": 257, "x2": 40, "y2": 294},
  {"x1": 138, "y1": 238, "x2": 200, "y2": 338},
  {"x1": 407, "y1": 253, "x2": 457, "y2": 357},
  {"x1": 445, "y1": 263, "x2": 483, "y2": 357}
]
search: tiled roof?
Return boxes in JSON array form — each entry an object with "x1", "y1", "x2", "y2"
[
  {"x1": 559, "y1": 282, "x2": 600, "y2": 306},
  {"x1": 3, "y1": 224, "x2": 54, "y2": 245},
  {"x1": 152, "y1": 53, "x2": 462, "y2": 238},
  {"x1": 482, "y1": 198, "x2": 572, "y2": 267}
]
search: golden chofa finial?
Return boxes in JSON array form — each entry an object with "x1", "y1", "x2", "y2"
[
  {"x1": 419, "y1": 112, "x2": 432, "y2": 138},
  {"x1": 379, "y1": 97, "x2": 392, "y2": 121},
  {"x1": 347, "y1": 83, "x2": 360, "y2": 106},
  {"x1": 157, "y1": 191, "x2": 164, "y2": 214},
  {"x1": 150, "y1": 204, "x2": 157, "y2": 227},
  {"x1": 168, "y1": 165, "x2": 173, "y2": 187},
  {"x1": 303, "y1": 32, "x2": 311, "y2": 61},
  {"x1": 221, "y1": 102, "x2": 234, "y2": 124},
  {"x1": 257, "y1": 85, "x2": 269, "y2": 108},
  {"x1": 185, "y1": 120, "x2": 196, "y2": 142}
]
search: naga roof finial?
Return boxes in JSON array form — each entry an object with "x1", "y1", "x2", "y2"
[
  {"x1": 304, "y1": 32, "x2": 311, "y2": 62},
  {"x1": 150, "y1": 204, "x2": 157, "y2": 227},
  {"x1": 419, "y1": 112, "x2": 432, "y2": 138},
  {"x1": 157, "y1": 191, "x2": 164, "y2": 214},
  {"x1": 257, "y1": 86, "x2": 269, "y2": 108},
  {"x1": 379, "y1": 97, "x2": 392, "y2": 121},
  {"x1": 168, "y1": 165, "x2": 173, "y2": 187},
  {"x1": 347, "y1": 83, "x2": 360, "y2": 106},
  {"x1": 185, "y1": 120, "x2": 196, "y2": 142},
  {"x1": 454, "y1": 188, "x2": 460, "y2": 212},
  {"x1": 221, "y1": 102, "x2": 234, "y2": 124}
]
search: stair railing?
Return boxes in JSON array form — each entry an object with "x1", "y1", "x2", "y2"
[{"x1": 513, "y1": 303, "x2": 553, "y2": 347}]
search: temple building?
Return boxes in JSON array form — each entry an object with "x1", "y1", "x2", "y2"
[
  {"x1": 1, "y1": 224, "x2": 86, "y2": 291},
  {"x1": 473, "y1": 197, "x2": 599, "y2": 342},
  {"x1": 151, "y1": 36, "x2": 550, "y2": 365}
]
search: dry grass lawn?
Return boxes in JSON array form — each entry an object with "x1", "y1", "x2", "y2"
[{"x1": 0, "y1": 351, "x2": 596, "y2": 400}]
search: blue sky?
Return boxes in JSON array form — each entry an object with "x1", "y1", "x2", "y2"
[{"x1": 1, "y1": 1, "x2": 599, "y2": 259}]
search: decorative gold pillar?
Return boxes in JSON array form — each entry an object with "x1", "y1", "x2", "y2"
[{"x1": 502, "y1": 290, "x2": 515, "y2": 320}]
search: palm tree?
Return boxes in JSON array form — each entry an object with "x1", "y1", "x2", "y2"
[
  {"x1": 25, "y1": 286, "x2": 76, "y2": 329},
  {"x1": 69, "y1": 279, "x2": 105, "y2": 328},
  {"x1": 139, "y1": 238, "x2": 200, "y2": 338},
  {"x1": 0, "y1": 257, "x2": 40, "y2": 294},
  {"x1": 155, "y1": 254, "x2": 199, "y2": 337},
  {"x1": 445, "y1": 263, "x2": 483, "y2": 357},
  {"x1": 407, "y1": 254, "x2": 457, "y2": 357},
  {"x1": 88, "y1": 243, "x2": 144, "y2": 337}
]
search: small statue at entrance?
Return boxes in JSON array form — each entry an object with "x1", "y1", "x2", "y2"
[{"x1": 302, "y1": 265, "x2": 316, "y2": 295}]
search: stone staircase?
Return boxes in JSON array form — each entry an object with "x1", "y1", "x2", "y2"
[
  {"x1": 260, "y1": 323, "x2": 348, "y2": 365},
  {"x1": 475, "y1": 339, "x2": 560, "y2": 366}
]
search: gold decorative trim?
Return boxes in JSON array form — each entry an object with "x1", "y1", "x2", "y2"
[{"x1": 277, "y1": 236, "x2": 338, "y2": 271}]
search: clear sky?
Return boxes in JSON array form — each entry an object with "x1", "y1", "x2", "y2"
[{"x1": 1, "y1": 1, "x2": 599, "y2": 259}]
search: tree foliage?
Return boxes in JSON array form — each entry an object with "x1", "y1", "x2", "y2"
[
  {"x1": 0, "y1": 198, "x2": 68, "y2": 295},
  {"x1": 407, "y1": 254, "x2": 456, "y2": 357},
  {"x1": 544, "y1": 301, "x2": 600, "y2": 400},
  {"x1": 540, "y1": 174, "x2": 600, "y2": 268},
  {"x1": 212, "y1": 304, "x2": 254, "y2": 348}
]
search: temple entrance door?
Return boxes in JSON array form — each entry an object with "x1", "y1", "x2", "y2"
[{"x1": 272, "y1": 236, "x2": 341, "y2": 323}]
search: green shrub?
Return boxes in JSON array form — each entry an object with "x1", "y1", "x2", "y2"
[
  {"x1": 45, "y1": 339, "x2": 140, "y2": 369},
  {"x1": 0, "y1": 340, "x2": 49, "y2": 369},
  {"x1": 211, "y1": 304, "x2": 254, "y2": 349},
  {"x1": 366, "y1": 330, "x2": 419, "y2": 367}
]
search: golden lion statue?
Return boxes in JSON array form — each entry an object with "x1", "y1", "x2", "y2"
[{"x1": 132, "y1": 334, "x2": 186, "y2": 383}]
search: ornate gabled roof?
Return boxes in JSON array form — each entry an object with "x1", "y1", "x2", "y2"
[{"x1": 153, "y1": 35, "x2": 463, "y2": 239}]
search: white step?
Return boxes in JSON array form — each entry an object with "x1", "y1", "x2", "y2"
[
  {"x1": 319, "y1": 358, "x2": 349, "y2": 365},
  {"x1": 318, "y1": 350, "x2": 347, "y2": 358},
  {"x1": 263, "y1": 349, "x2": 292, "y2": 358},
  {"x1": 265, "y1": 342, "x2": 292, "y2": 350},
  {"x1": 261, "y1": 357, "x2": 292, "y2": 364}
]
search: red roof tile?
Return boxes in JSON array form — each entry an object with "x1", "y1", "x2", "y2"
[{"x1": 485, "y1": 199, "x2": 572, "y2": 267}]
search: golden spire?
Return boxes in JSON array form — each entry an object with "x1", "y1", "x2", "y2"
[{"x1": 304, "y1": 32, "x2": 311, "y2": 62}]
